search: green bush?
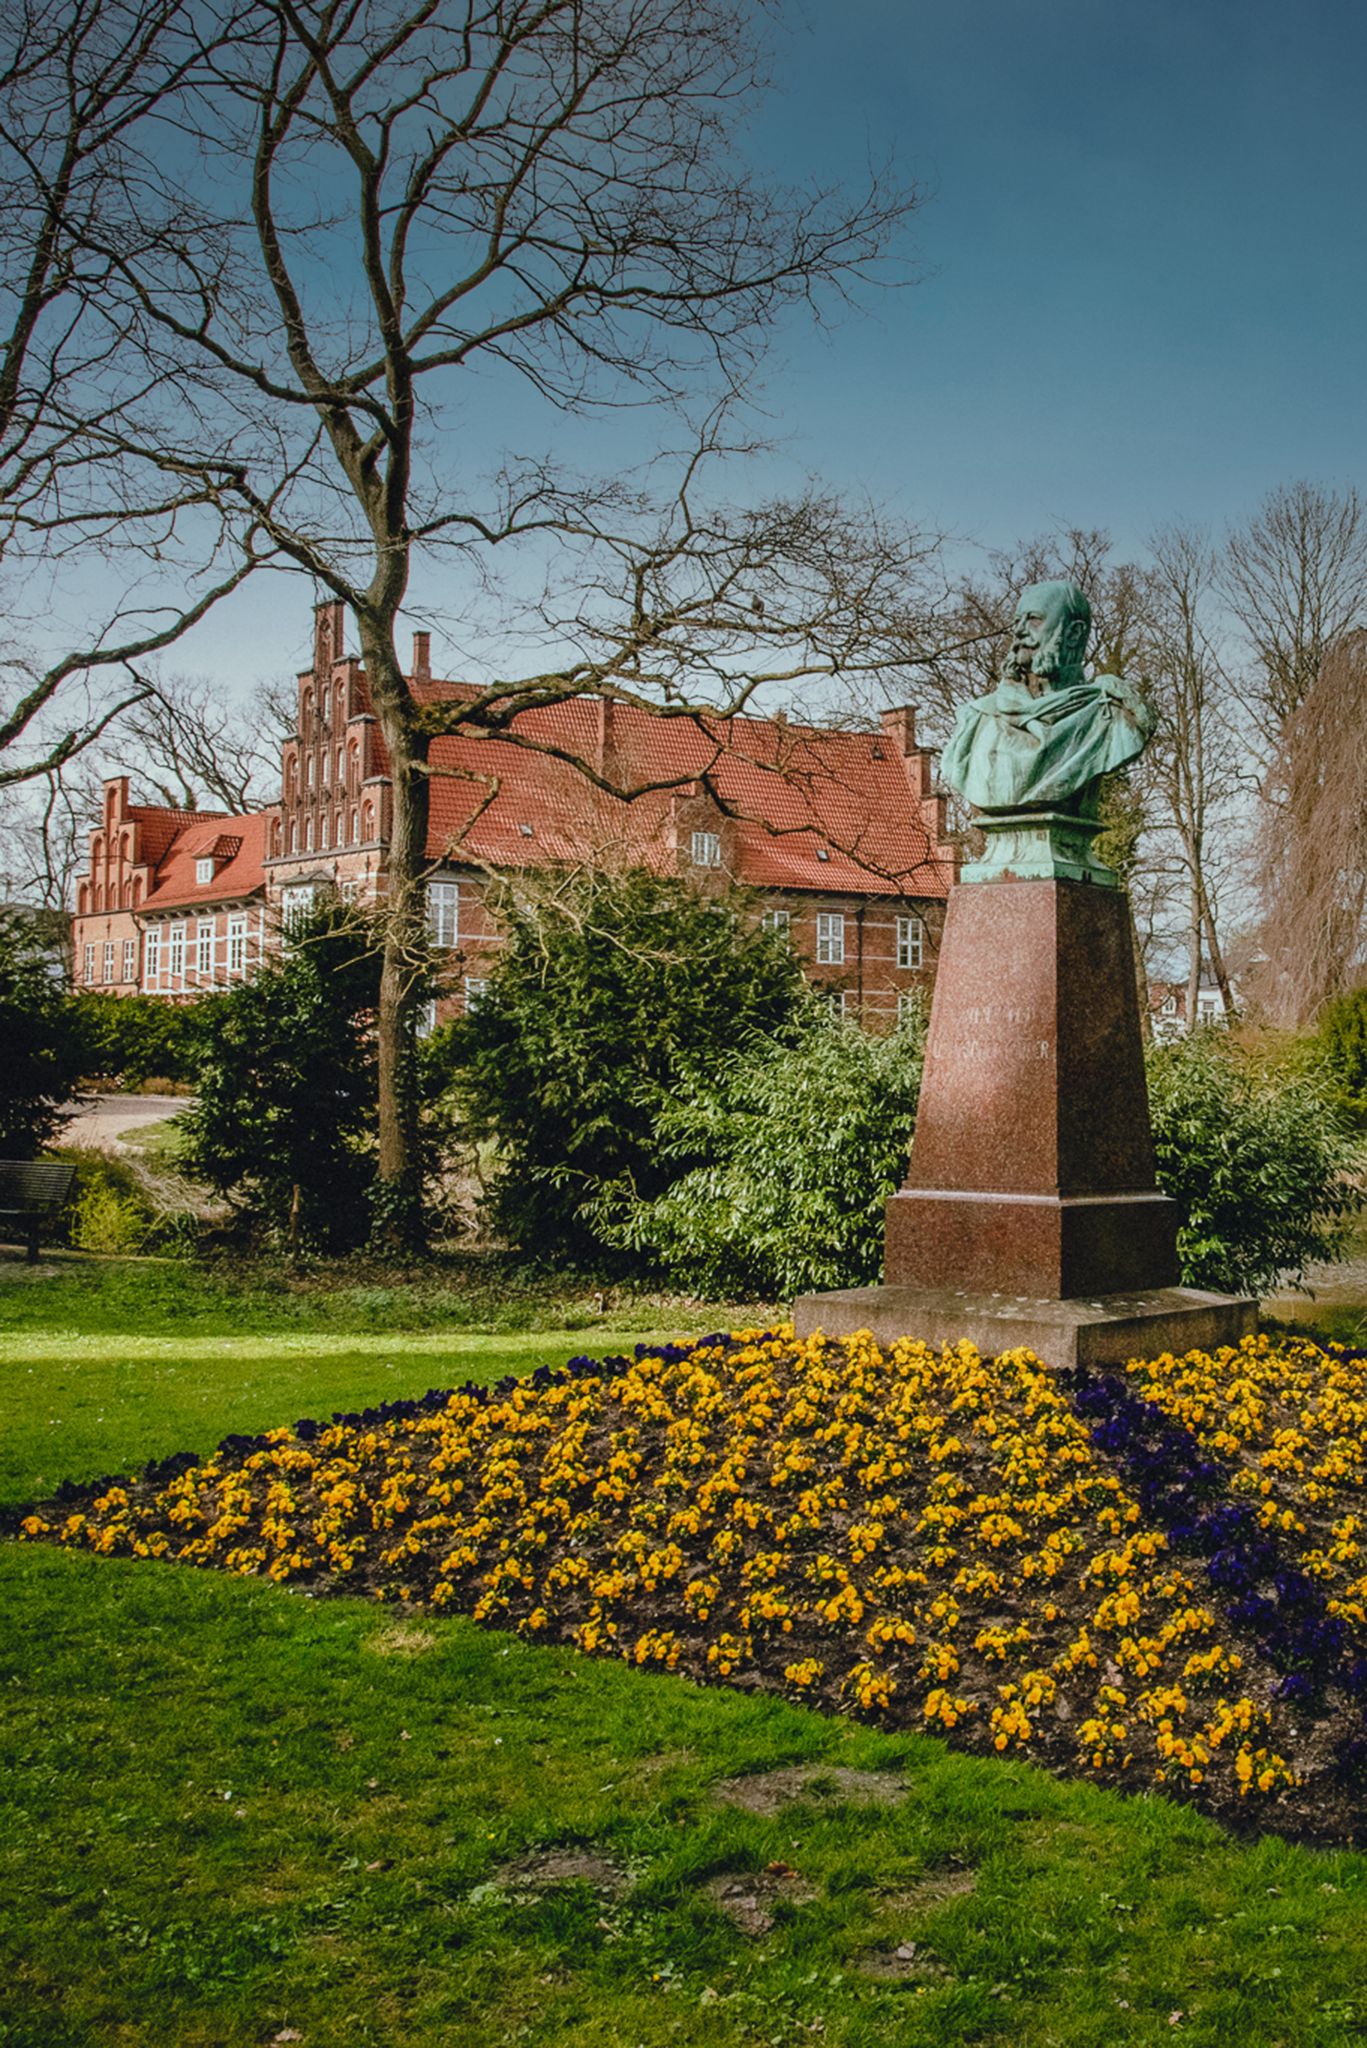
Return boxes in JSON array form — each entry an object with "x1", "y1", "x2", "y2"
[
  {"x1": 0, "y1": 909, "x2": 86, "y2": 1155},
  {"x1": 52, "y1": 1147, "x2": 196, "y2": 1256},
  {"x1": 587, "y1": 1009, "x2": 926, "y2": 1298},
  {"x1": 1146, "y1": 1032, "x2": 1361, "y2": 1296},
  {"x1": 73, "y1": 991, "x2": 200, "y2": 1086},
  {"x1": 1316, "y1": 988, "x2": 1367, "y2": 1120},
  {"x1": 443, "y1": 871, "x2": 805, "y2": 1261},
  {"x1": 179, "y1": 907, "x2": 383, "y2": 1251}
]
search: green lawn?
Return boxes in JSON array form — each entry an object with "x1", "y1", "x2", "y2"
[{"x1": 5, "y1": 1256, "x2": 1367, "y2": 2046}]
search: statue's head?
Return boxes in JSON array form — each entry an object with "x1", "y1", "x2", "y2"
[{"x1": 1006, "y1": 580, "x2": 1091, "y2": 690}]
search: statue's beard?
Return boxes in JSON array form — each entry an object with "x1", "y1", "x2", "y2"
[{"x1": 1006, "y1": 633, "x2": 1061, "y2": 693}]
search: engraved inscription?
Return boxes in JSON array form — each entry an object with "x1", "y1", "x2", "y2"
[{"x1": 934, "y1": 1000, "x2": 1055, "y2": 1067}]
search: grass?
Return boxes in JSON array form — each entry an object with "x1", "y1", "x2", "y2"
[{"x1": 6, "y1": 1254, "x2": 1367, "y2": 2044}]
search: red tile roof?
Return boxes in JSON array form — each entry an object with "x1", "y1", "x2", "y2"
[
  {"x1": 126, "y1": 804, "x2": 215, "y2": 868},
  {"x1": 141, "y1": 810, "x2": 275, "y2": 910},
  {"x1": 419, "y1": 693, "x2": 952, "y2": 899}
]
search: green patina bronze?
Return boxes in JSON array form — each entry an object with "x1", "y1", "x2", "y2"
[{"x1": 941, "y1": 580, "x2": 1154, "y2": 886}]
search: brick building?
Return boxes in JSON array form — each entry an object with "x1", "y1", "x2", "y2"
[{"x1": 73, "y1": 600, "x2": 958, "y2": 1021}]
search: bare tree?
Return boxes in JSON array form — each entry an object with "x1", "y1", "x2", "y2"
[
  {"x1": 1255, "y1": 634, "x2": 1367, "y2": 1028},
  {"x1": 1142, "y1": 524, "x2": 1243, "y2": 1020},
  {"x1": 0, "y1": 0, "x2": 257, "y2": 789},
  {"x1": 1222, "y1": 481, "x2": 1367, "y2": 752},
  {"x1": 70, "y1": 0, "x2": 927, "y2": 1240},
  {"x1": 121, "y1": 672, "x2": 290, "y2": 811}
]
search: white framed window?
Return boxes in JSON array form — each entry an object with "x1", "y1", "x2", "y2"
[
  {"x1": 168, "y1": 923, "x2": 185, "y2": 978},
  {"x1": 195, "y1": 856, "x2": 214, "y2": 885},
  {"x1": 144, "y1": 927, "x2": 161, "y2": 984},
  {"x1": 339, "y1": 880, "x2": 358, "y2": 905},
  {"x1": 464, "y1": 976, "x2": 489, "y2": 1009},
  {"x1": 1162, "y1": 993, "x2": 1177, "y2": 1017},
  {"x1": 761, "y1": 907, "x2": 790, "y2": 933},
  {"x1": 122, "y1": 937, "x2": 137, "y2": 982},
  {"x1": 1197, "y1": 992, "x2": 1221, "y2": 1024},
  {"x1": 427, "y1": 880, "x2": 459, "y2": 947},
  {"x1": 896, "y1": 913, "x2": 924, "y2": 971},
  {"x1": 816, "y1": 912, "x2": 845, "y2": 965},
  {"x1": 897, "y1": 988, "x2": 921, "y2": 1027},
  {"x1": 282, "y1": 883, "x2": 316, "y2": 933},
  {"x1": 305, "y1": 754, "x2": 314, "y2": 789},
  {"x1": 227, "y1": 915, "x2": 246, "y2": 976},
  {"x1": 417, "y1": 998, "x2": 438, "y2": 1039},
  {"x1": 303, "y1": 814, "x2": 313, "y2": 852},
  {"x1": 82, "y1": 942, "x2": 94, "y2": 983},
  {"x1": 690, "y1": 829, "x2": 721, "y2": 868},
  {"x1": 320, "y1": 811, "x2": 330, "y2": 850},
  {"x1": 102, "y1": 940, "x2": 115, "y2": 983},
  {"x1": 196, "y1": 920, "x2": 213, "y2": 975},
  {"x1": 826, "y1": 988, "x2": 847, "y2": 1018},
  {"x1": 336, "y1": 747, "x2": 345, "y2": 785}
]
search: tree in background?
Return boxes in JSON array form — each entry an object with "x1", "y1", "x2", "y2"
[
  {"x1": 0, "y1": 908, "x2": 85, "y2": 1154},
  {"x1": 1255, "y1": 635, "x2": 1367, "y2": 1028},
  {"x1": 588, "y1": 1008, "x2": 926, "y2": 1298},
  {"x1": 444, "y1": 870, "x2": 804, "y2": 1262},
  {"x1": 180, "y1": 907, "x2": 384, "y2": 1252},
  {"x1": 1222, "y1": 481, "x2": 1367, "y2": 753},
  {"x1": 41, "y1": 0, "x2": 932, "y2": 1246},
  {"x1": 1141, "y1": 524, "x2": 1242, "y2": 1021},
  {"x1": 0, "y1": 0, "x2": 251, "y2": 790}
]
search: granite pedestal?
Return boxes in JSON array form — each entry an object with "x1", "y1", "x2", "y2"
[{"x1": 794, "y1": 877, "x2": 1255, "y2": 1368}]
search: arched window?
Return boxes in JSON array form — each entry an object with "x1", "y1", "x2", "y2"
[
  {"x1": 286, "y1": 817, "x2": 296, "y2": 853},
  {"x1": 92, "y1": 882, "x2": 102, "y2": 911},
  {"x1": 304, "y1": 814, "x2": 313, "y2": 851},
  {"x1": 336, "y1": 746, "x2": 345, "y2": 784},
  {"x1": 349, "y1": 808, "x2": 358, "y2": 844},
  {"x1": 334, "y1": 809, "x2": 344, "y2": 847},
  {"x1": 362, "y1": 801, "x2": 374, "y2": 839},
  {"x1": 285, "y1": 758, "x2": 296, "y2": 801},
  {"x1": 320, "y1": 812, "x2": 330, "y2": 850}
]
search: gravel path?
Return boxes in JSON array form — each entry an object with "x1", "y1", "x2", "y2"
[{"x1": 61, "y1": 1094, "x2": 188, "y2": 1151}]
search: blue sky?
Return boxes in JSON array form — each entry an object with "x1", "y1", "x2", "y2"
[{"x1": 147, "y1": 0, "x2": 1367, "y2": 688}]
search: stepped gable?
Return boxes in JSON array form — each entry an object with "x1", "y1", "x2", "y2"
[
  {"x1": 407, "y1": 685, "x2": 951, "y2": 896},
  {"x1": 141, "y1": 810, "x2": 274, "y2": 909}
]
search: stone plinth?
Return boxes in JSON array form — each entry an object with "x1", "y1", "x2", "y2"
[
  {"x1": 795, "y1": 876, "x2": 1255, "y2": 1364},
  {"x1": 887, "y1": 877, "x2": 1180, "y2": 1296},
  {"x1": 791, "y1": 1285, "x2": 1256, "y2": 1372}
]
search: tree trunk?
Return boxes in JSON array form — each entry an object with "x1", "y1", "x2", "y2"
[
  {"x1": 1186, "y1": 874, "x2": 1202, "y2": 1034},
  {"x1": 363, "y1": 630, "x2": 431, "y2": 1251}
]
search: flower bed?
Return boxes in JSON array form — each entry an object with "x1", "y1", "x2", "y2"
[{"x1": 13, "y1": 1329, "x2": 1367, "y2": 1838}]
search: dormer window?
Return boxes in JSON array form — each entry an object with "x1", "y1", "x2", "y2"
[
  {"x1": 518, "y1": 821, "x2": 534, "y2": 839},
  {"x1": 690, "y1": 830, "x2": 721, "y2": 868},
  {"x1": 196, "y1": 857, "x2": 214, "y2": 885}
]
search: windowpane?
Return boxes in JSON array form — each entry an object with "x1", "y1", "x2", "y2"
[
  {"x1": 102, "y1": 941, "x2": 114, "y2": 983},
  {"x1": 168, "y1": 923, "x2": 185, "y2": 977},
  {"x1": 428, "y1": 881, "x2": 459, "y2": 947},
  {"x1": 896, "y1": 914, "x2": 923, "y2": 970},
  {"x1": 227, "y1": 917, "x2": 246, "y2": 976},
  {"x1": 196, "y1": 921, "x2": 213, "y2": 974},
  {"x1": 690, "y1": 830, "x2": 721, "y2": 868},
  {"x1": 123, "y1": 937, "x2": 137, "y2": 982},
  {"x1": 816, "y1": 912, "x2": 845, "y2": 965}
]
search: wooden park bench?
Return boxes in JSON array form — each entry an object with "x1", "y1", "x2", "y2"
[{"x1": 0, "y1": 1159, "x2": 76, "y2": 1264}]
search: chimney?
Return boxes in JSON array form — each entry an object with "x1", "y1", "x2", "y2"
[
  {"x1": 880, "y1": 704, "x2": 917, "y2": 756},
  {"x1": 412, "y1": 630, "x2": 431, "y2": 682},
  {"x1": 313, "y1": 597, "x2": 346, "y2": 679}
]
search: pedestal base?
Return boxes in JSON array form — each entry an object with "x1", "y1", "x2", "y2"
[
  {"x1": 791, "y1": 1283, "x2": 1257, "y2": 1372},
  {"x1": 886, "y1": 1186, "x2": 1179, "y2": 1298}
]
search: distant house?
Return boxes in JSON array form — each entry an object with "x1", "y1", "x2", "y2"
[
  {"x1": 72, "y1": 600, "x2": 959, "y2": 1026},
  {"x1": 1148, "y1": 977, "x2": 1235, "y2": 1041}
]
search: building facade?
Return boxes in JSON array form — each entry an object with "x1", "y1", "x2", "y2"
[{"x1": 73, "y1": 601, "x2": 959, "y2": 1022}]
